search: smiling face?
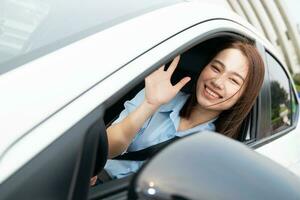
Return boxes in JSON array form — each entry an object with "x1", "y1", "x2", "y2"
[{"x1": 196, "y1": 48, "x2": 249, "y2": 111}]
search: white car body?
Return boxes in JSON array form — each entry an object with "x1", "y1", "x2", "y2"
[{"x1": 0, "y1": 0, "x2": 299, "y2": 189}]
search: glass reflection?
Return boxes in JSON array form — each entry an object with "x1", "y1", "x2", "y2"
[{"x1": 0, "y1": 0, "x2": 50, "y2": 63}]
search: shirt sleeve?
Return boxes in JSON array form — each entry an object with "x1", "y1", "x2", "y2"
[
  {"x1": 111, "y1": 88, "x2": 146, "y2": 125},
  {"x1": 110, "y1": 88, "x2": 150, "y2": 154}
]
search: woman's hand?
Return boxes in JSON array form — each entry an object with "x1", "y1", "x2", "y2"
[
  {"x1": 90, "y1": 176, "x2": 98, "y2": 186},
  {"x1": 106, "y1": 55, "x2": 190, "y2": 158},
  {"x1": 144, "y1": 55, "x2": 191, "y2": 107}
]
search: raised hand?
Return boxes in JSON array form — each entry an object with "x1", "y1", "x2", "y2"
[{"x1": 144, "y1": 55, "x2": 191, "y2": 107}]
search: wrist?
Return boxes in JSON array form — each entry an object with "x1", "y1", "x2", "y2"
[{"x1": 142, "y1": 100, "x2": 160, "y2": 111}]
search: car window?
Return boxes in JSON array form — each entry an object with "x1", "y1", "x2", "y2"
[
  {"x1": 266, "y1": 53, "x2": 292, "y2": 134},
  {"x1": 291, "y1": 89, "x2": 299, "y2": 124}
]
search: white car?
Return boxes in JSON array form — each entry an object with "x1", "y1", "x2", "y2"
[{"x1": 0, "y1": 0, "x2": 300, "y2": 199}]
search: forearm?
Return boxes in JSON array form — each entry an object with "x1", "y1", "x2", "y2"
[{"x1": 107, "y1": 100, "x2": 159, "y2": 158}]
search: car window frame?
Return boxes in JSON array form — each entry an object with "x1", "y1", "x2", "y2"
[
  {"x1": 243, "y1": 42, "x2": 268, "y2": 145},
  {"x1": 245, "y1": 42, "x2": 271, "y2": 148},
  {"x1": 89, "y1": 22, "x2": 269, "y2": 198},
  {"x1": 250, "y1": 49, "x2": 299, "y2": 148}
]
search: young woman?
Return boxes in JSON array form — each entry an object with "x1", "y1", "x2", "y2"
[{"x1": 94, "y1": 38, "x2": 265, "y2": 183}]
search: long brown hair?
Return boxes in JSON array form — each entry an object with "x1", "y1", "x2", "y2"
[{"x1": 179, "y1": 38, "x2": 265, "y2": 139}]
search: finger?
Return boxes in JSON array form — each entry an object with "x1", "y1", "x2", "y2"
[
  {"x1": 159, "y1": 65, "x2": 165, "y2": 71},
  {"x1": 146, "y1": 65, "x2": 165, "y2": 79},
  {"x1": 174, "y1": 76, "x2": 191, "y2": 91},
  {"x1": 167, "y1": 55, "x2": 180, "y2": 75}
]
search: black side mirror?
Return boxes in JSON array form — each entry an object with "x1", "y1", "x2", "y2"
[{"x1": 129, "y1": 131, "x2": 300, "y2": 200}]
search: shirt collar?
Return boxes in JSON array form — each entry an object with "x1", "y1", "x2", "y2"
[
  {"x1": 157, "y1": 92, "x2": 189, "y2": 132},
  {"x1": 176, "y1": 117, "x2": 217, "y2": 137},
  {"x1": 157, "y1": 92, "x2": 218, "y2": 137},
  {"x1": 158, "y1": 92, "x2": 189, "y2": 113}
]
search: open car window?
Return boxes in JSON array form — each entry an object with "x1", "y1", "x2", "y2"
[{"x1": 98, "y1": 34, "x2": 257, "y2": 186}]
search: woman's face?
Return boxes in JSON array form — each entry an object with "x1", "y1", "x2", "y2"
[{"x1": 196, "y1": 48, "x2": 249, "y2": 111}]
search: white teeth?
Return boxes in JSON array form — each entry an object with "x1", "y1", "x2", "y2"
[{"x1": 205, "y1": 86, "x2": 220, "y2": 98}]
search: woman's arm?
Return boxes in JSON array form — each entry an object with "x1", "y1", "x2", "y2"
[
  {"x1": 107, "y1": 100, "x2": 159, "y2": 158},
  {"x1": 106, "y1": 55, "x2": 190, "y2": 158}
]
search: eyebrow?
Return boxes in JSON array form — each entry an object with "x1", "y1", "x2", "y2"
[{"x1": 212, "y1": 59, "x2": 245, "y2": 82}]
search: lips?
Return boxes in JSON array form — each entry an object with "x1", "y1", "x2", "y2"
[{"x1": 204, "y1": 84, "x2": 223, "y2": 99}]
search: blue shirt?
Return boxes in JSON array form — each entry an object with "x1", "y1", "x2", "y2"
[{"x1": 104, "y1": 88, "x2": 217, "y2": 179}]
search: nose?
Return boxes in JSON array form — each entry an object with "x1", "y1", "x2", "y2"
[{"x1": 211, "y1": 77, "x2": 224, "y2": 90}]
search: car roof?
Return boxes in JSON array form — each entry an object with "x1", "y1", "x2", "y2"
[{"x1": 0, "y1": 0, "x2": 282, "y2": 182}]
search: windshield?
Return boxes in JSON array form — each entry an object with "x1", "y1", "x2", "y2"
[{"x1": 0, "y1": 0, "x2": 181, "y2": 74}]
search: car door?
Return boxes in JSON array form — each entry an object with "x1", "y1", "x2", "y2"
[
  {"x1": 0, "y1": 106, "x2": 108, "y2": 200},
  {"x1": 88, "y1": 19, "x2": 284, "y2": 199},
  {"x1": 255, "y1": 50, "x2": 300, "y2": 177}
]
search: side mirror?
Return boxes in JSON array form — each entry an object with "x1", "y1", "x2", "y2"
[{"x1": 129, "y1": 131, "x2": 300, "y2": 200}]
